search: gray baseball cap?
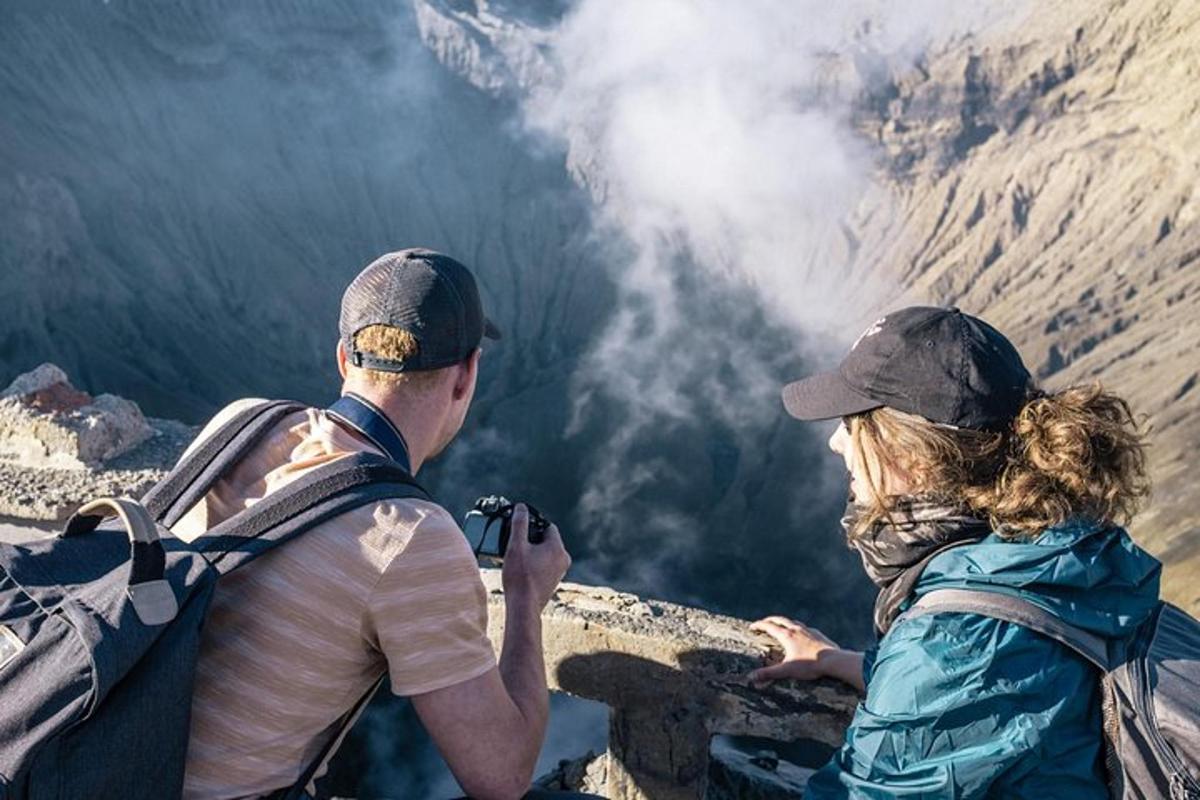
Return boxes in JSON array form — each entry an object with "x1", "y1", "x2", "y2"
[{"x1": 339, "y1": 248, "x2": 500, "y2": 372}]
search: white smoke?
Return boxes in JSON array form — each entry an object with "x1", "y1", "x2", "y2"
[
  {"x1": 527, "y1": 1, "x2": 862, "y2": 330},
  {"x1": 408, "y1": 0, "x2": 1027, "y2": 597},
  {"x1": 512, "y1": 0, "x2": 1027, "y2": 588},
  {"x1": 523, "y1": 0, "x2": 1021, "y2": 325}
]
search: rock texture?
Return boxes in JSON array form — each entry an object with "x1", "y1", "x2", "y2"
[
  {"x1": 707, "y1": 736, "x2": 819, "y2": 800},
  {"x1": 0, "y1": 364, "x2": 194, "y2": 519},
  {"x1": 534, "y1": 750, "x2": 610, "y2": 796},
  {"x1": 413, "y1": 0, "x2": 553, "y2": 94},
  {"x1": 480, "y1": 570, "x2": 858, "y2": 800},
  {"x1": 0, "y1": 363, "x2": 154, "y2": 469}
]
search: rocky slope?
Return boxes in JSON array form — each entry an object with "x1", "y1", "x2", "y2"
[
  {"x1": 0, "y1": 0, "x2": 606, "y2": 422},
  {"x1": 844, "y1": 0, "x2": 1200, "y2": 611}
]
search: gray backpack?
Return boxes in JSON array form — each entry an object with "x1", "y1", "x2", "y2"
[
  {"x1": 0, "y1": 400, "x2": 429, "y2": 799},
  {"x1": 910, "y1": 588, "x2": 1200, "y2": 799}
]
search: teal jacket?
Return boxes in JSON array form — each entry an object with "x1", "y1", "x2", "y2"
[{"x1": 805, "y1": 519, "x2": 1161, "y2": 799}]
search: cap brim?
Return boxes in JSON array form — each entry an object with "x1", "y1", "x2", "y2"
[
  {"x1": 782, "y1": 371, "x2": 882, "y2": 421},
  {"x1": 483, "y1": 318, "x2": 501, "y2": 340}
]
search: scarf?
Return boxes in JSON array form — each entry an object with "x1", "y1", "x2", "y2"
[{"x1": 843, "y1": 497, "x2": 992, "y2": 635}]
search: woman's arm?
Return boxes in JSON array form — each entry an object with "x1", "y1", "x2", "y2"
[
  {"x1": 802, "y1": 612, "x2": 1103, "y2": 799},
  {"x1": 748, "y1": 616, "x2": 866, "y2": 692}
]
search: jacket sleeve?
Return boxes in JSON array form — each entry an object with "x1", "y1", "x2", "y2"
[{"x1": 803, "y1": 611, "x2": 1098, "y2": 799}]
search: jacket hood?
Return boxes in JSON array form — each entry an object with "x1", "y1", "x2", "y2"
[{"x1": 916, "y1": 518, "x2": 1162, "y2": 639}]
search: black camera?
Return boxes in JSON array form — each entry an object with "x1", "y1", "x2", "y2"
[{"x1": 463, "y1": 496, "x2": 550, "y2": 560}]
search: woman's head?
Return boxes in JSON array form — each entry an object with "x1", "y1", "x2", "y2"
[
  {"x1": 833, "y1": 387, "x2": 1149, "y2": 537},
  {"x1": 784, "y1": 307, "x2": 1150, "y2": 537}
]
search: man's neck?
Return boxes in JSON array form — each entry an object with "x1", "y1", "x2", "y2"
[{"x1": 339, "y1": 383, "x2": 440, "y2": 474}]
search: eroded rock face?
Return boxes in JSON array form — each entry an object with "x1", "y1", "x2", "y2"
[
  {"x1": 534, "y1": 750, "x2": 609, "y2": 796},
  {"x1": 413, "y1": 0, "x2": 554, "y2": 95},
  {"x1": 2, "y1": 364, "x2": 89, "y2": 409},
  {"x1": 0, "y1": 363, "x2": 154, "y2": 469}
]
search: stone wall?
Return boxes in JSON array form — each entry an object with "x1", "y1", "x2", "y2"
[{"x1": 481, "y1": 570, "x2": 858, "y2": 799}]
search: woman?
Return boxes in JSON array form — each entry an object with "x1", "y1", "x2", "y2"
[{"x1": 751, "y1": 306, "x2": 1161, "y2": 798}]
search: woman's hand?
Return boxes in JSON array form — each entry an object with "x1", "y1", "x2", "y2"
[{"x1": 748, "y1": 616, "x2": 866, "y2": 692}]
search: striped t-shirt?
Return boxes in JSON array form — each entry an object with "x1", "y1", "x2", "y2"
[{"x1": 170, "y1": 399, "x2": 496, "y2": 799}]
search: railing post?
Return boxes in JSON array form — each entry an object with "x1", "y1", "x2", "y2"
[{"x1": 606, "y1": 704, "x2": 710, "y2": 799}]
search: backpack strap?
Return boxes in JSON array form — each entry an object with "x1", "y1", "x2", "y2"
[
  {"x1": 188, "y1": 452, "x2": 430, "y2": 575},
  {"x1": 169, "y1": 420, "x2": 431, "y2": 794},
  {"x1": 63, "y1": 497, "x2": 178, "y2": 626},
  {"x1": 271, "y1": 676, "x2": 386, "y2": 800},
  {"x1": 907, "y1": 588, "x2": 1111, "y2": 669},
  {"x1": 199, "y1": 452, "x2": 429, "y2": 797},
  {"x1": 143, "y1": 400, "x2": 305, "y2": 527}
]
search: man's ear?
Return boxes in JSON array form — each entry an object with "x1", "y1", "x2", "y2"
[
  {"x1": 336, "y1": 340, "x2": 349, "y2": 380},
  {"x1": 451, "y1": 348, "x2": 481, "y2": 401}
]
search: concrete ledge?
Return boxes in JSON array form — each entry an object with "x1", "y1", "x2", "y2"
[{"x1": 481, "y1": 571, "x2": 858, "y2": 800}]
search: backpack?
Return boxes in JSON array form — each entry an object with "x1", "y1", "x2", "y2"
[
  {"x1": 909, "y1": 588, "x2": 1200, "y2": 800},
  {"x1": 0, "y1": 400, "x2": 430, "y2": 799}
]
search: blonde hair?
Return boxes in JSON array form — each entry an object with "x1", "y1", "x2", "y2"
[
  {"x1": 847, "y1": 384, "x2": 1150, "y2": 539},
  {"x1": 346, "y1": 325, "x2": 441, "y2": 391}
]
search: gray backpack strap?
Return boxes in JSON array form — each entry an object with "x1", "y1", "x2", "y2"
[
  {"x1": 273, "y1": 677, "x2": 386, "y2": 800},
  {"x1": 190, "y1": 452, "x2": 430, "y2": 575},
  {"x1": 143, "y1": 400, "x2": 305, "y2": 526},
  {"x1": 908, "y1": 588, "x2": 1111, "y2": 669}
]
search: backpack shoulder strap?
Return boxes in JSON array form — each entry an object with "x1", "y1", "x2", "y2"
[
  {"x1": 199, "y1": 453, "x2": 430, "y2": 796},
  {"x1": 189, "y1": 451, "x2": 431, "y2": 576},
  {"x1": 907, "y1": 588, "x2": 1111, "y2": 669},
  {"x1": 143, "y1": 399, "x2": 305, "y2": 526},
  {"x1": 271, "y1": 677, "x2": 386, "y2": 800}
]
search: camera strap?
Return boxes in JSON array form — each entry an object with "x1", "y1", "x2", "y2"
[{"x1": 326, "y1": 392, "x2": 412, "y2": 473}]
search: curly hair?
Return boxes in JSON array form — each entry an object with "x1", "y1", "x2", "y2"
[{"x1": 847, "y1": 384, "x2": 1150, "y2": 539}]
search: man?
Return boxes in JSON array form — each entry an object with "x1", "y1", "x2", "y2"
[{"x1": 170, "y1": 248, "x2": 572, "y2": 800}]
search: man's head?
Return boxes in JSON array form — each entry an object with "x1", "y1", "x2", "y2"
[{"x1": 336, "y1": 249, "x2": 500, "y2": 460}]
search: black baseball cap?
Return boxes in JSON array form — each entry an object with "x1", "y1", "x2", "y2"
[
  {"x1": 782, "y1": 306, "x2": 1033, "y2": 431},
  {"x1": 339, "y1": 248, "x2": 500, "y2": 372}
]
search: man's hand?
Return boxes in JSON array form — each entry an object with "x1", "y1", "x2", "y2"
[
  {"x1": 748, "y1": 616, "x2": 866, "y2": 692},
  {"x1": 413, "y1": 506, "x2": 571, "y2": 800},
  {"x1": 501, "y1": 504, "x2": 570, "y2": 610}
]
